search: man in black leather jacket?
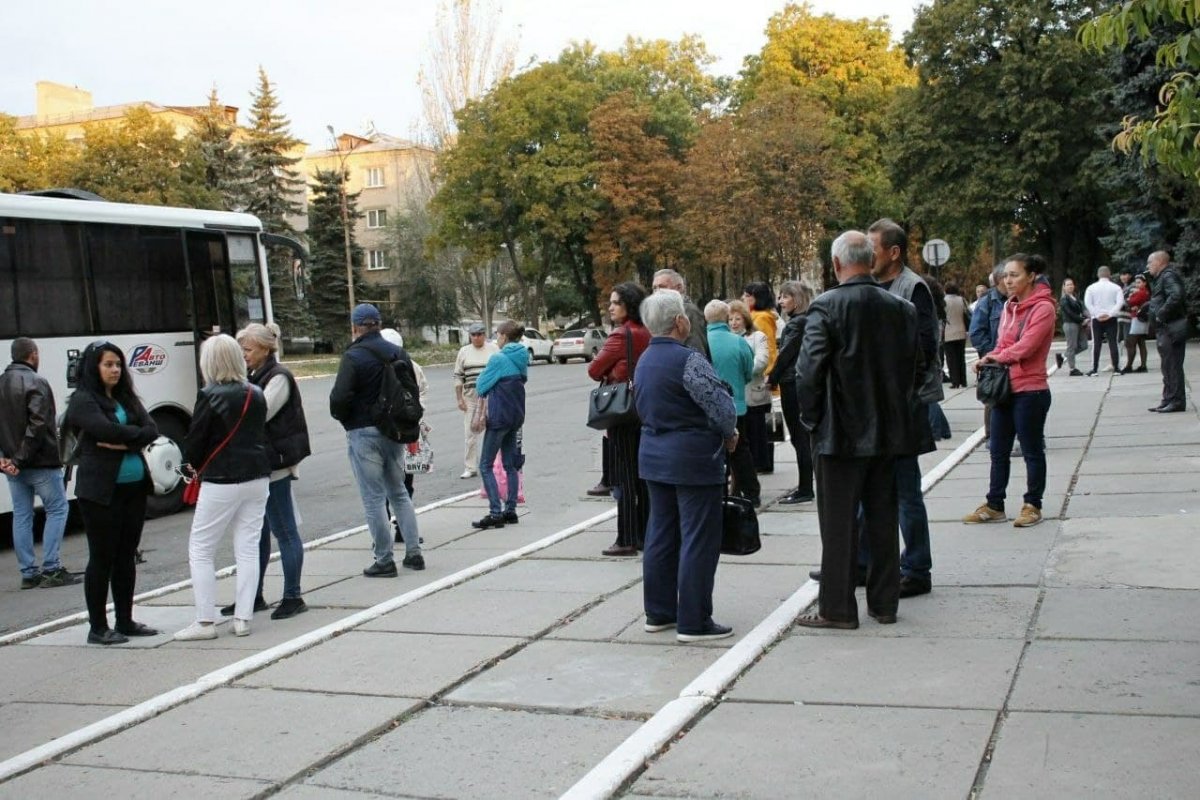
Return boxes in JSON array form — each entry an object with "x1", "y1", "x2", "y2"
[
  {"x1": 0, "y1": 338, "x2": 79, "y2": 589},
  {"x1": 1146, "y1": 251, "x2": 1189, "y2": 412},
  {"x1": 794, "y1": 231, "x2": 921, "y2": 629}
]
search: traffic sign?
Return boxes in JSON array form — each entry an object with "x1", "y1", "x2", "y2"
[{"x1": 922, "y1": 239, "x2": 950, "y2": 268}]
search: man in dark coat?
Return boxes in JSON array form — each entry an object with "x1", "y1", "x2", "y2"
[
  {"x1": 1146, "y1": 250, "x2": 1189, "y2": 412},
  {"x1": 794, "y1": 231, "x2": 921, "y2": 629}
]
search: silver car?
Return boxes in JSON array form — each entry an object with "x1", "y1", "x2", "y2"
[{"x1": 553, "y1": 328, "x2": 607, "y2": 363}]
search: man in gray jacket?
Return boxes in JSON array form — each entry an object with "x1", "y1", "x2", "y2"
[{"x1": 0, "y1": 338, "x2": 79, "y2": 589}]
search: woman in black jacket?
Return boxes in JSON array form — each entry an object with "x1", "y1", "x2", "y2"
[
  {"x1": 767, "y1": 280, "x2": 814, "y2": 504},
  {"x1": 66, "y1": 342, "x2": 161, "y2": 645},
  {"x1": 174, "y1": 334, "x2": 271, "y2": 641}
]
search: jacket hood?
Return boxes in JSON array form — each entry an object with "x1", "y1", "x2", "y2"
[
  {"x1": 1002, "y1": 280, "x2": 1055, "y2": 328},
  {"x1": 500, "y1": 342, "x2": 529, "y2": 377}
]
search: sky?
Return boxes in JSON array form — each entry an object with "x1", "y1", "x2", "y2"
[{"x1": 5, "y1": 0, "x2": 925, "y2": 148}]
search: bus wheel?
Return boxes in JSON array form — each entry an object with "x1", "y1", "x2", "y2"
[{"x1": 145, "y1": 413, "x2": 187, "y2": 519}]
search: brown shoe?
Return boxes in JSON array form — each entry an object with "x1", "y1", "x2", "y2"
[
  {"x1": 962, "y1": 503, "x2": 1006, "y2": 524},
  {"x1": 586, "y1": 482, "x2": 612, "y2": 497},
  {"x1": 602, "y1": 544, "x2": 637, "y2": 557},
  {"x1": 795, "y1": 613, "x2": 858, "y2": 630},
  {"x1": 1013, "y1": 503, "x2": 1043, "y2": 527}
]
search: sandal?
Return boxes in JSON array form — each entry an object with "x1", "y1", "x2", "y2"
[{"x1": 796, "y1": 612, "x2": 858, "y2": 630}]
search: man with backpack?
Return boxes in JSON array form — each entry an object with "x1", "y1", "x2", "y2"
[{"x1": 330, "y1": 304, "x2": 425, "y2": 577}]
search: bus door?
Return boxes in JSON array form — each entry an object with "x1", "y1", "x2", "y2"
[{"x1": 185, "y1": 230, "x2": 236, "y2": 340}]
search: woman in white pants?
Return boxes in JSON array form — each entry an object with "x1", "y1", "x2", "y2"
[{"x1": 175, "y1": 335, "x2": 271, "y2": 641}]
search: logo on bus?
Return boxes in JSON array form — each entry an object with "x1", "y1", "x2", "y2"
[{"x1": 128, "y1": 344, "x2": 168, "y2": 374}]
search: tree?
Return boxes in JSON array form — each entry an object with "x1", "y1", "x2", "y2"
[
  {"x1": 388, "y1": 199, "x2": 464, "y2": 339},
  {"x1": 1080, "y1": 1, "x2": 1200, "y2": 181},
  {"x1": 889, "y1": 0, "x2": 1111, "y2": 285},
  {"x1": 243, "y1": 67, "x2": 312, "y2": 338},
  {"x1": 0, "y1": 114, "x2": 77, "y2": 193},
  {"x1": 192, "y1": 88, "x2": 249, "y2": 212},
  {"x1": 305, "y1": 169, "x2": 363, "y2": 349}
]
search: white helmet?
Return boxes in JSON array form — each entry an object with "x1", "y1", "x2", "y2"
[{"x1": 142, "y1": 436, "x2": 183, "y2": 495}]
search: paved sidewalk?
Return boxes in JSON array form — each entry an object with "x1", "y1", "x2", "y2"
[{"x1": 0, "y1": 348, "x2": 1194, "y2": 799}]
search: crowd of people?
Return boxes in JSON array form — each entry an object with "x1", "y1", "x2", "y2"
[{"x1": 1, "y1": 233, "x2": 1190, "y2": 644}]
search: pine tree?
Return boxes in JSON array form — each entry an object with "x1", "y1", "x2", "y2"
[
  {"x1": 244, "y1": 66, "x2": 313, "y2": 338},
  {"x1": 192, "y1": 88, "x2": 249, "y2": 212},
  {"x1": 305, "y1": 168, "x2": 365, "y2": 349}
]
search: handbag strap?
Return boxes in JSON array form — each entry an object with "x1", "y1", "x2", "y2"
[
  {"x1": 623, "y1": 324, "x2": 638, "y2": 385},
  {"x1": 194, "y1": 386, "x2": 253, "y2": 479}
]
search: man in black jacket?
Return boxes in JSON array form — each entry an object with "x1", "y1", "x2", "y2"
[
  {"x1": 794, "y1": 231, "x2": 920, "y2": 629},
  {"x1": 330, "y1": 304, "x2": 425, "y2": 576},
  {"x1": 0, "y1": 338, "x2": 80, "y2": 589},
  {"x1": 1146, "y1": 251, "x2": 1189, "y2": 412}
]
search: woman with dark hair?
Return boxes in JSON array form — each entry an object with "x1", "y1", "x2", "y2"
[
  {"x1": 964, "y1": 254, "x2": 1056, "y2": 529},
  {"x1": 589, "y1": 282, "x2": 651, "y2": 555},
  {"x1": 1120, "y1": 273, "x2": 1151, "y2": 374},
  {"x1": 472, "y1": 320, "x2": 529, "y2": 530},
  {"x1": 767, "y1": 280, "x2": 814, "y2": 503},
  {"x1": 740, "y1": 282, "x2": 778, "y2": 473},
  {"x1": 1058, "y1": 278, "x2": 1086, "y2": 376},
  {"x1": 66, "y1": 342, "x2": 161, "y2": 644},
  {"x1": 943, "y1": 283, "x2": 970, "y2": 388}
]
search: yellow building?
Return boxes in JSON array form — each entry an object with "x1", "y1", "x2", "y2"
[{"x1": 297, "y1": 132, "x2": 437, "y2": 316}]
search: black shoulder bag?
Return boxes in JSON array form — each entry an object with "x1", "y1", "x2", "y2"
[
  {"x1": 976, "y1": 314, "x2": 1030, "y2": 407},
  {"x1": 586, "y1": 326, "x2": 640, "y2": 430}
]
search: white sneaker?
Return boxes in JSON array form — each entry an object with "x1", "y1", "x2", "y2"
[
  {"x1": 232, "y1": 619, "x2": 250, "y2": 637},
  {"x1": 459, "y1": 469, "x2": 477, "y2": 479},
  {"x1": 174, "y1": 622, "x2": 217, "y2": 641}
]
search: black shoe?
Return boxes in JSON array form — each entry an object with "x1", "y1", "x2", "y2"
[
  {"x1": 115, "y1": 622, "x2": 159, "y2": 637},
  {"x1": 602, "y1": 544, "x2": 638, "y2": 556},
  {"x1": 868, "y1": 609, "x2": 898, "y2": 624},
  {"x1": 1055, "y1": 353, "x2": 1064, "y2": 370},
  {"x1": 502, "y1": 510, "x2": 519, "y2": 524},
  {"x1": 87, "y1": 629, "x2": 129, "y2": 645},
  {"x1": 37, "y1": 567, "x2": 81, "y2": 588},
  {"x1": 755, "y1": 468, "x2": 774, "y2": 475},
  {"x1": 271, "y1": 597, "x2": 308, "y2": 619},
  {"x1": 586, "y1": 482, "x2": 612, "y2": 497},
  {"x1": 363, "y1": 561, "x2": 398, "y2": 578},
  {"x1": 402, "y1": 554, "x2": 426, "y2": 571},
  {"x1": 1086, "y1": 371, "x2": 1098, "y2": 377},
  {"x1": 221, "y1": 596, "x2": 269, "y2": 616},
  {"x1": 1119, "y1": 366, "x2": 1132, "y2": 375},
  {"x1": 808, "y1": 569, "x2": 866, "y2": 587},
  {"x1": 1135, "y1": 365, "x2": 1148, "y2": 373},
  {"x1": 1158, "y1": 404, "x2": 1186, "y2": 413},
  {"x1": 1148, "y1": 405, "x2": 1165, "y2": 413},
  {"x1": 472, "y1": 514, "x2": 506, "y2": 529},
  {"x1": 677, "y1": 621, "x2": 733, "y2": 642},
  {"x1": 1069, "y1": 369, "x2": 1083, "y2": 376},
  {"x1": 20, "y1": 575, "x2": 41, "y2": 590},
  {"x1": 779, "y1": 492, "x2": 814, "y2": 505},
  {"x1": 898, "y1": 576, "x2": 932, "y2": 598}
]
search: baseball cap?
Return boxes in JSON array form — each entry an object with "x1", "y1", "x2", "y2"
[
  {"x1": 351, "y1": 303, "x2": 382, "y2": 326},
  {"x1": 468, "y1": 322, "x2": 486, "y2": 335}
]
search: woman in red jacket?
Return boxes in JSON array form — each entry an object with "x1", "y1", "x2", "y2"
[
  {"x1": 963, "y1": 254, "x2": 1057, "y2": 529},
  {"x1": 1120, "y1": 273, "x2": 1151, "y2": 374}
]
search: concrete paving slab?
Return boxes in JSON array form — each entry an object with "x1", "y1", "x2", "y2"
[
  {"x1": 545, "y1": 583, "x2": 645, "y2": 642},
  {"x1": 926, "y1": 495, "x2": 1065, "y2": 522},
  {"x1": 631, "y1": 702, "x2": 993, "y2": 799},
  {"x1": 360, "y1": 587, "x2": 596, "y2": 637},
  {"x1": 930, "y1": 520, "x2": 1057, "y2": 552},
  {"x1": 1088, "y1": 429, "x2": 1200, "y2": 446},
  {"x1": 445, "y1": 639, "x2": 722, "y2": 715},
  {"x1": 984, "y1": 712, "x2": 1200, "y2": 799},
  {"x1": 1010, "y1": 640, "x2": 1200, "y2": 715},
  {"x1": 1036, "y1": 587, "x2": 1200, "y2": 641},
  {"x1": 465, "y1": 558, "x2": 639, "y2": 595},
  {"x1": 1076, "y1": 454, "x2": 1200, "y2": 475},
  {"x1": 1086, "y1": 443, "x2": 1200, "y2": 460},
  {"x1": 238, "y1": 631, "x2": 522, "y2": 697},
  {"x1": 277, "y1": 786, "x2": 404, "y2": 800},
  {"x1": 874, "y1": 587, "x2": 1037, "y2": 639},
  {"x1": 1066, "y1": 491, "x2": 1200, "y2": 518},
  {"x1": 755, "y1": 511, "x2": 820, "y2": 536},
  {"x1": 299, "y1": 548, "x2": 508, "y2": 608},
  {"x1": 526, "y1": 526, "x2": 626, "y2": 559},
  {"x1": 150, "y1": 607, "x2": 356, "y2": 651},
  {"x1": 141, "y1": 573, "x2": 348, "y2": 607},
  {"x1": 1046, "y1": 516, "x2": 1200, "y2": 589},
  {"x1": 718, "y1": 533, "x2": 821, "y2": 565},
  {"x1": 0, "y1": 764, "x2": 270, "y2": 799},
  {"x1": 22, "y1": 603, "x2": 186, "y2": 648},
  {"x1": 934, "y1": 546, "x2": 1049, "y2": 586},
  {"x1": 63, "y1": 687, "x2": 417, "y2": 781},
  {"x1": 731, "y1": 634, "x2": 1021, "y2": 709},
  {"x1": 304, "y1": 705, "x2": 641, "y2": 799},
  {"x1": 0, "y1": 701, "x2": 122, "y2": 762},
  {"x1": 434, "y1": 521, "x2": 576, "y2": 552},
  {"x1": 1072, "y1": 471, "x2": 1200, "y2": 494}
]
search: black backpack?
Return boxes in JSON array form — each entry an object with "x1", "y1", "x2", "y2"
[{"x1": 357, "y1": 345, "x2": 423, "y2": 443}]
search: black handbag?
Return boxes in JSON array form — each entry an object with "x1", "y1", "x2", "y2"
[
  {"x1": 587, "y1": 326, "x2": 640, "y2": 430},
  {"x1": 975, "y1": 364, "x2": 1012, "y2": 406},
  {"x1": 721, "y1": 495, "x2": 762, "y2": 556}
]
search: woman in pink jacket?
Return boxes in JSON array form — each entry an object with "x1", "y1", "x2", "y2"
[{"x1": 963, "y1": 254, "x2": 1056, "y2": 528}]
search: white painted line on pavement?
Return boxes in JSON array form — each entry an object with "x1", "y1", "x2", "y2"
[
  {"x1": 0, "y1": 490, "x2": 478, "y2": 647},
  {"x1": 0, "y1": 505, "x2": 616, "y2": 783}
]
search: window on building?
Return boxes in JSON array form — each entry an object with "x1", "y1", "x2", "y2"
[
  {"x1": 364, "y1": 167, "x2": 384, "y2": 188},
  {"x1": 367, "y1": 209, "x2": 387, "y2": 229},
  {"x1": 367, "y1": 250, "x2": 388, "y2": 270}
]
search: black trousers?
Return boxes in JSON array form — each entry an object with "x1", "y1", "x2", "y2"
[
  {"x1": 779, "y1": 381, "x2": 813, "y2": 496},
  {"x1": 79, "y1": 483, "x2": 147, "y2": 633},
  {"x1": 815, "y1": 454, "x2": 899, "y2": 623},
  {"x1": 945, "y1": 339, "x2": 968, "y2": 387},
  {"x1": 745, "y1": 403, "x2": 773, "y2": 472},
  {"x1": 609, "y1": 423, "x2": 648, "y2": 548},
  {"x1": 728, "y1": 414, "x2": 760, "y2": 501},
  {"x1": 1091, "y1": 318, "x2": 1120, "y2": 372},
  {"x1": 1157, "y1": 320, "x2": 1188, "y2": 407}
]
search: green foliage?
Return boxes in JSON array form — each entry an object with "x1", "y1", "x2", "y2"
[
  {"x1": 387, "y1": 201, "x2": 463, "y2": 337},
  {"x1": 191, "y1": 89, "x2": 250, "y2": 212},
  {"x1": 305, "y1": 169, "x2": 363, "y2": 349},
  {"x1": 0, "y1": 115, "x2": 78, "y2": 193}
]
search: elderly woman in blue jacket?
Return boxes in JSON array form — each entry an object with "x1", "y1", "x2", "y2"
[{"x1": 472, "y1": 320, "x2": 529, "y2": 530}]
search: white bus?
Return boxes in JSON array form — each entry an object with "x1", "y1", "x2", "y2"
[{"x1": 0, "y1": 191, "x2": 304, "y2": 519}]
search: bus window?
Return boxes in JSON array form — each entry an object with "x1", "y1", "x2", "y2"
[
  {"x1": 186, "y1": 231, "x2": 234, "y2": 335},
  {"x1": 10, "y1": 220, "x2": 91, "y2": 337},
  {"x1": 87, "y1": 224, "x2": 189, "y2": 334},
  {"x1": 0, "y1": 222, "x2": 16, "y2": 338},
  {"x1": 227, "y1": 233, "x2": 265, "y2": 328}
]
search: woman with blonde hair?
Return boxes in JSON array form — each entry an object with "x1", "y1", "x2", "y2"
[{"x1": 174, "y1": 334, "x2": 270, "y2": 640}]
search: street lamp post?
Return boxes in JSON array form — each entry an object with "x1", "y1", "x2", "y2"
[{"x1": 326, "y1": 126, "x2": 356, "y2": 319}]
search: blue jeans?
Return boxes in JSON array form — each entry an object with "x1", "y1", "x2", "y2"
[
  {"x1": 858, "y1": 455, "x2": 931, "y2": 581},
  {"x1": 479, "y1": 426, "x2": 519, "y2": 516},
  {"x1": 988, "y1": 390, "x2": 1052, "y2": 510},
  {"x1": 642, "y1": 480, "x2": 724, "y2": 633},
  {"x1": 257, "y1": 476, "x2": 305, "y2": 599},
  {"x1": 6, "y1": 468, "x2": 68, "y2": 578},
  {"x1": 347, "y1": 427, "x2": 419, "y2": 565}
]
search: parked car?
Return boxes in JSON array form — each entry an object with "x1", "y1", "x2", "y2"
[
  {"x1": 553, "y1": 328, "x2": 606, "y2": 363},
  {"x1": 521, "y1": 329, "x2": 555, "y2": 363}
]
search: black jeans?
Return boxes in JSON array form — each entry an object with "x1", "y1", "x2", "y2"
[
  {"x1": 779, "y1": 381, "x2": 813, "y2": 496},
  {"x1": 1157, "y1": 320, "x2": 1188, "y2": 407},
  {"x1": 745, "y1": 403, "x2": 773, "y2": 472},
  {"x1": 1091, "y1": 318, "x2": 1120, "y2": 372},
  {"x1": 610, "y1": 423, "x2": 648, "y2": 548},
  {"x1": 728, "y1": 414, "x2": 760, "y2": 501},
  {"x1": 988, "y1": 390, "x2": 1052, "y2": 510},
  {"x1": 79, "y1": 482, "x2": 147, "y2": 633},
  {"x1": 945, "y1": 339, "x2": 968, "y2": 387}
]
